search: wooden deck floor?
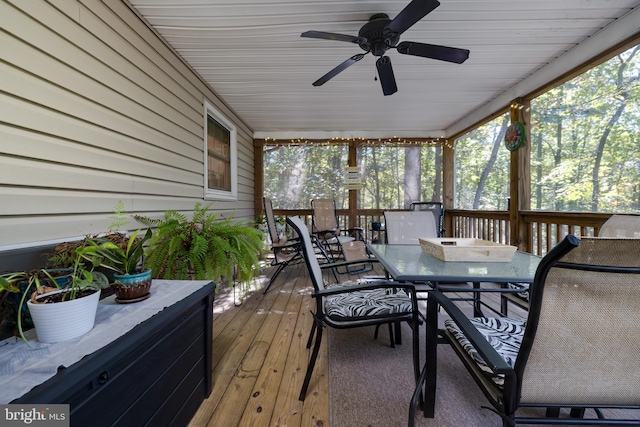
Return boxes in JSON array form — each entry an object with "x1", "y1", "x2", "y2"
[
  {"x1": 189, "y1": 262, "x2": 329, "y2": 427},
  {"x1": 189, "y1": 262, "x2": 525, "y2": 427}
]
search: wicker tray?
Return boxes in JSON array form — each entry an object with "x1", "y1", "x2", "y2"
[{"x1": 418, "y1": 238, "x2": 517, "y2": 262}]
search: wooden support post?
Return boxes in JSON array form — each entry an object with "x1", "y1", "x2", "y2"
[
  {"x1": 254, "y1": 139, "x2": 264, "y2": 217},
  {"x1": 442, "y1": 139, "x2": 455, "y2": 237},
  {"x1": 509, "y1": 99, "x2": 531, "y2": 251},
  {"x1": 348, "y1": 142, "x2": 358, "y2": 228}
]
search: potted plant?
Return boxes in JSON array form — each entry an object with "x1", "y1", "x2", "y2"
[
  {"x1": 0, "y1": 244, "x2": 109, "y2": 344},
  {"x1": 134, "y1": 202, "x2": 265, "y2": 288},
  {"x1": 0, "y1": 268, "x2": 73, "y2": 338},
  {"x1": 86, "y1": 227, "x2": 153, "y2": 303}
]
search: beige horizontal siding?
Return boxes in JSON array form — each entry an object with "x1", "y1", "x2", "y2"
[{"x1": 0, "y1": 0, "x2": 256, "y2": 248}]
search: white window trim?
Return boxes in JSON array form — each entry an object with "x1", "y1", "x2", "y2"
[{"x1": 204, "y1": 101, "x2": 237, "y2": 201}]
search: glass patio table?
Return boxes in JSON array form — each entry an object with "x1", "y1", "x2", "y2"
[{"x1": 366, "y1": 243, "x2": 542, "y2": 420}]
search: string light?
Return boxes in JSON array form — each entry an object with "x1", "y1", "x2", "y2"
[{"x1": 260, "y1": 136, "x2": 453, "y2": 149}]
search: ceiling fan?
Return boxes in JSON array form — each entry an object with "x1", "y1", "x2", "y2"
[{"x1": 301, "y1": 0, "x2": 469, "y2": 96}]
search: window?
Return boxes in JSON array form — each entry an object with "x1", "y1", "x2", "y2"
[
  {"x1": 204, "y1": 102, "x2": 237, "y2": 200},
  {"x1": 454, "y1": 112, "x2": 511, "y2": 210}
]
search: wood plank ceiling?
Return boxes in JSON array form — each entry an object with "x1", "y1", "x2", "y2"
[{"x1": 127, "y1": 0, "x2": 640, "y2": 137}]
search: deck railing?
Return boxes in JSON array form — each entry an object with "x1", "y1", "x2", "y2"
[{"x1": 271, "y1": 208, "x2": 613, "y2": 256}]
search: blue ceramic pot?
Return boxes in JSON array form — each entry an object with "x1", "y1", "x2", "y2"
[{"x1": 112, "y1": 269, "x2": 152, "y2": 302}]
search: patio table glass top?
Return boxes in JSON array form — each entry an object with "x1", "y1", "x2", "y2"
[{"x1": 367, "y1": 244, "x2": 542, "y2": 284}]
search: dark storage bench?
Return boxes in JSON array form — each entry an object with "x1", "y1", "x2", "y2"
[{"x1": 11, "y1": 281, "x2": 215, "y2": 427}]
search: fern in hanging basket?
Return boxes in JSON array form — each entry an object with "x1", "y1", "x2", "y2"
[{"x1": 135, "y1": 203, "x2": 265, "y2": 286}]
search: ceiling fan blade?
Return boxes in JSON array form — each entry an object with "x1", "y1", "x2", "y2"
[
  {"x1": 376, "y1": 56, "x2": 398, "y2": 96},
  {"x1": 385, "y1": 0, "x2": 440, "y2": 36},
  {"x1": 397, "y1": 41, "x2": 470, "y2": 64},
  {"x1": 301, "y1": 30, "x2": 365, "y2": 45},
  {"x1": 313, "y1": 54, "x2": 366, "y2": 86}
]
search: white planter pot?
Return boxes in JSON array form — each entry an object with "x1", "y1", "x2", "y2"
[{"x1": 27, "y1": 289, "x2": 100, "y2": 343}]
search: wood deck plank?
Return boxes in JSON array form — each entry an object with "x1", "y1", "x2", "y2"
[
  {"x1": 191, "y1": 262, "x2": 524, "y2": 427},
  {"x1": 189, "y1": 268, "x2": 293, "y2": 426},
  {"x1": 269, "y1": 270, "x2": 315, "y2": 427},
  {"x1": 239, "y1": 269, "x2": 310, "y2": 426},
  {"x1": 209, "y1": 269, "x2": 299, "y2": 426}
]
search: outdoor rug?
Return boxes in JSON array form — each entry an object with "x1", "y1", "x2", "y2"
[{"x1": 328, "y1": 321, "x2": 639, "y2": 427}]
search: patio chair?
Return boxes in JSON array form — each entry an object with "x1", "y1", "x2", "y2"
[
  {"x1": 287, "y1": 216, "x2": 421, "y2": 401},
  {"x1": 262, "y1": 197, "x2": 304, "y2": 293},
  {"x1": 419, "y1": 235, "x2": 640, "y2": 426},
  {"x1": 384, "y1": 211, "x2": 438, "y2": 244},
  {"x1": 311, "y1": 198, "x2": 373, "y2": 273},
  {"x1": 409, "y1": 201, "x2": 445, "y2": 237},
  {"x1": 502, "y1": 214, "x2": 640, "y2": 314},
  {"x1": 598, "y1": 214, "x2": 640, "y2": 237},
  {"x1": 263, "y1": 198, "x2": 334, "y2": 293}
]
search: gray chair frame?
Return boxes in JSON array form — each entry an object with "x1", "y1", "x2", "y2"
[
  {"x1": 414, "y1": 235, "x2": 640, "y2": 427},
  {"x1": 502, "y1": 214, "x2": 640, "y2": 315},
  {"x1": 311, "y1": 198, "x2": 373, "y2": 273},
  {"x1": 409, "y1": 201, "x2": 445, "y2": 237},
  {"x1": 263, "y1": 197, "x2": 332, "y2": 293},
  {"x1": 287, "y1": 216, "x2": 421, "y2": 402},
  {"x1": 262, "y1": 197, "x2": 303, "y2": 293}
]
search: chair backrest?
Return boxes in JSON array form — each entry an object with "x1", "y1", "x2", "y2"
[
  {"x1": 263, "y1": 197, "x2": 281, "y2": 245},
  {"x1": 409, "y1": 202, "x2": 445, "y2": 237},
  {"x1": 311, "y1": 198, "x2": 339, "y2": 233},
  {"x1": 384, "y1": 211, "x2": 437, "y2": 244},
  {"x1": 286, "y1": 216, "x2": 325, "y2": 291},
  {"x1": 517, "y1": 235, "x2": 640, "y2": 406},
  {"x1": 598, "y1": 214, "x2": 640, "y2": 237}
]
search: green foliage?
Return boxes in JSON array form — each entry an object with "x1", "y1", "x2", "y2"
[
  {"x1": 134, "y1": 203, "x2": 265, "y2": 285},
  {"x1": 454, "y1": 112, "x2": 511, "y2": 210},
  {"x1": 263, "y1": 143, "x2": 443, "y2": 210},
  {"x1": 108, "y1": 200, "x2": 130, "y2": 231},
  {"x1": 84, "y1": 228, "x2": 153, "y2": 275},
  {"x1": 263, "y1": 144, "x2": 350, "y2": 209},
  {"x1": 0, "y1": 245, "x2": 109, "y2": 345},
  {"x1": 528, "y1": 44, "x2": 640, "y2": 212}
]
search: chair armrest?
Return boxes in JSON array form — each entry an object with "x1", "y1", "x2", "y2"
[
  {"x1": 344, "y1": 227, "x2": 365, "y2": 240},
  {"x1": 314, "y1": 228, "x2": 337, "y2": 235},
  {"x1": 271, "y1": 240, "x2": 301, "y2": 251},
  {"x1": 430, "y1": 290, "x2": 512, "y2": 373},
  {"x1": 319, "y1": 258, "x2": 378, "y2": 271}
]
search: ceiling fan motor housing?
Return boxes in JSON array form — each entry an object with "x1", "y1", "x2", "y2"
[{"x1": 358, "y1": 14, "x2": 400, "y2": 56}]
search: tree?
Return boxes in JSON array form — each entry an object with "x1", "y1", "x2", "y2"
[{"x1": 404, "y1": 146, "x2": 421, "y2": 208}]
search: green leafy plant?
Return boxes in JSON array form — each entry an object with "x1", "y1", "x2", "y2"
[
  {"x1": 134, "y1": 203, "x2": 265, "y2": 285},
  {"x1": 1, "y1": 244, "x2": 109, "y2": 344},
  {"x1": 85, "y1": 228, "x2": 153, "y2": 275},
  {"x1": 0, "y1": 277, "x2": 20, "y2": 294},
  {"x1": 107, "y1": 200, "x2": 130, "y2": 231}
]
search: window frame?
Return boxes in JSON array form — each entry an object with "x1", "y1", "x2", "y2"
[{"x1": 204, "y1": 101, "x2": 237, "y2": 201}]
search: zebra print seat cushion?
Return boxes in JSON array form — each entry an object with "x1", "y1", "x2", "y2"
[
  {"x1": 445, "y1": 317, "x2": 526, "y2": 387},
  {"x1": 323, "y1": 283, "x2": 412, "y2": 321},
  {"x1": 507, "y1": 282, "x2": 530, "y2": 301}
]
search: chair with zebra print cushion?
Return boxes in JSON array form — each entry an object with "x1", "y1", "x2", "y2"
[
  {"x1": 286, "y1": 216, "x2": 421, "y2": 402},
  {"x1": 420, "y1": 235, "x2": 640, "y2": 426}
]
